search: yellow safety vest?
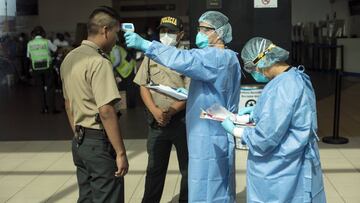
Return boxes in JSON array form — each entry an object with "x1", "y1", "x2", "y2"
[
  {"x1": 110, "y1": 45, "x2": 136, "y2": 78},
  {"x1": 28, "y1": 37, "x2": 51, "y2": 70}
]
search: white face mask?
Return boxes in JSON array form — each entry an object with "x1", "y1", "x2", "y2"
[{"x1": 159, "y1": 33, "x2": 178, "y2": 46}]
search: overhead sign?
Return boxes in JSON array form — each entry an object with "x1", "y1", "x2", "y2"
[
  {"x1": 207, "y1": 0, "x2": 222, "y2": 9},
  {"x1": 0, "y1": 0, "x2": 17, "y2": 16},
  {"x1": 254, "y1": 0, "x2": 278, "y2": 8}
]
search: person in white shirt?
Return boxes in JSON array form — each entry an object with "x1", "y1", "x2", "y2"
[{"x1": 53, "y1": 33, "x2": 70, "y2": 48}]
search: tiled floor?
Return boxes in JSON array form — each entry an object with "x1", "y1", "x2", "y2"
[{"x1": 0, "y1": 139, "x2": 360, "y2": 203}]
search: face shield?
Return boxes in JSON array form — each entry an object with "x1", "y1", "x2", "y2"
[{"x1": 241, "y1": 37, "x2": 289, "y2": 73}]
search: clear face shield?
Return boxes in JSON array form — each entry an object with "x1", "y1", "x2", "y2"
[{"x1": 242, "y1": 44, "x2": 277, "y2": 83}]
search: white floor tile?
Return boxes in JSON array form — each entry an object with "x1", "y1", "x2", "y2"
[
  {"x1": 325, "y1": 195, "x2": 345, "y2": 203},
  {"x1": 0, "y1": 184, "x2": 23, "y2": 200},
  {"x1": 6, "y1": 197, "x2": 47, "y2": 203},
  {"x1": 125, "y1": 174, "x2": 145, "y2": 202},
  {"x1": 129, "y1": 197, "x2": 143, "y2": 203},
  {"x1": 46, "y1": 176, "x2": 78, "y2": 201},
  {"x1": 11, "y1": 174, "x2": 73, "y2": 199},
  {"x1": 0, "y1": 139, "x2": 359, "y2": 203},
  {"x1": 46, "y1": 198, "x2": 78, "y2": 203},
  {"x1": 334, "y1": 183, "x2": 360, "y2": 198}
]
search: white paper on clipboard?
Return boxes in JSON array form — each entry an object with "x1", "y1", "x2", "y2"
[
  {"x1": 199, "y1": 103, "x2": 255, "y2": 127},
  {"x1": 200, "y1": 110, "x2": 255, "y2": 127},
  {"x1": 146, "y1": 84, "x2": 188, "y2": 100}
]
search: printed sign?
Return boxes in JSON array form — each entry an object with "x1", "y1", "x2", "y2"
[
  {"x1": 254, "y1": 0, "x2": 278, "y2": 8},
  {"x1": 207, "y1": 0, "x2": 222, "y2": 9},
  {"x1": 238, "y1": 86, "x2": 263, "y2": 109}
]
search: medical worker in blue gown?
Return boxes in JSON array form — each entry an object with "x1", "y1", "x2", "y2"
[
  {"x1": 222, "y1": 37, "x2": 327, "y2": 203},
  {"x1": 124, "y1": 11, "x2": 241, "y2": 202}
]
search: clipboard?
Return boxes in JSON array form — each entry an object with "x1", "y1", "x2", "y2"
[
  {"x1": 146, "y1": 83, "x2": 188, "y2": 101},
  {"x1": 200, "y1": 110, "x2": 255, "y2": 127}
]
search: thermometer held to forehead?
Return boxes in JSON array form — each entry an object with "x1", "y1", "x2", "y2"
[{"x1": 121, "y1": 23, "x2": 135, "y2": 32}]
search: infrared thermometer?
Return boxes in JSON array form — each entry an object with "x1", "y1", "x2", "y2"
[{"x1": 121, "y1": 23, "x2": 135, "y2": 32}]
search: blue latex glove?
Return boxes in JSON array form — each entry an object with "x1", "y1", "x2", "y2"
[
  {"x1": 176, "y1": 87, "x2": 188, "y2": 95},
  {"x1": 221, "y1": 117, "x2": 235, "y2": 134},
  {"x1": 124, "y1": 31, "x2": 151, "y2": 52},
  {"x1": 238, "y1": 106, "x2": 255, "y2": 115},
  {"x1": 238, "y1": 106, "x2": 255, "y2": 121}
]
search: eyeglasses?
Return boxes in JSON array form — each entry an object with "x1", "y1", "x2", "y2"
[
  {"x1": 197, "y1": 26, "x2": 215, "y2": 33},
  {"x1": 159, "y1": 28, "x2": 179, "y2": 35},
  {"x1": 159, "y1": 30, "x2": 178, "y2": 35}
]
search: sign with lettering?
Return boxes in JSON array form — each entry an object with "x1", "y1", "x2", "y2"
[{"x1": 254, "y1": 0, "x2": 278, "y2": 8}]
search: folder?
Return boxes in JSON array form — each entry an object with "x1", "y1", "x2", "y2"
[{"x1": 146, "y1": 84, "x2": 188, "y2": 101}]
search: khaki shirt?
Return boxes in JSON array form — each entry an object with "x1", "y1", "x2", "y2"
[
  {"x1": 133, "y1": 56, "x2": 190, "y2": 110},
  {"x1": 60, "y1": 40, "x2": 120, "y2": 129}
]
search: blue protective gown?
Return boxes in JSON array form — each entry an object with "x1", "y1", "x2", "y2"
[
  {"x1": 242, "y1": 67, "x2": 326, "y2": 203},
  {"x1": 145, "y1": 41, "x2": 241, "y2": 202}
]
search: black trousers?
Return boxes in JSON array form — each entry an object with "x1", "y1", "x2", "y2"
[
  {"x1": 72, "y1": 133, "x2": 124, "y2": 203},
  {"x1": 34, "y1": 69, "x2": 56, "y2": 111},
  {"x1": 142, "y1": 111, "x2": 188, "y2": 203}
]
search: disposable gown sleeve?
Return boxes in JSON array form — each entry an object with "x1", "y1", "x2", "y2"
[
  {"x1": 145, "y1": 41, "x2": 219, "y2": 82},
  {"x1": 242, "y1": 85, "x2": 298, "y2": 157}
]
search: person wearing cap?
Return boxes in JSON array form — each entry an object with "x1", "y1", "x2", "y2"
[
  {"x1": 133, "y1": 16, "x2": 189, "y2": 203},
  {"x1": 125, "y1": 11, "x2": 241, "y2": 202},
  {"x1": 221, "y1": 37, "x2": 326, "y2": 203},
  {"x1": 61, "y1": 6, "x2": 128, "y2": 203}
]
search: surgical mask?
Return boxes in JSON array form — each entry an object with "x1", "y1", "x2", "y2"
[
  {"x1": 251, "y1": 71, "x2": 269, "y2": 83},
  {"x1": 195, "y1": 32, "x2": 209, "y2": 48},
  {"x1": 160, "y1": 33, "x2": 178, "y2": 46}
]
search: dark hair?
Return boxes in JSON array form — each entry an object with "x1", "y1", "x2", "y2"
[
  {"x1": 87, "y1": 6, "x2": 120, "y2": 36},
  {"x1": 32, "y1": 26, "x2": 46, "y2": 37},
  {"x1": 56, "y1": 33, "x2": 65, "y2": 41},
  {"x1": 89, "y1": 6, "x2": 120, "y2": 21}
]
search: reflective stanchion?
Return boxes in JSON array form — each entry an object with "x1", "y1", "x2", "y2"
[{"x1": 322, "y1": 46, "x2": 349, "y2": 144}]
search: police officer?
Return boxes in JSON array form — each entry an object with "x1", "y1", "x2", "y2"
[
  {"x1": 133, "y1": 16, "x2": 189, "y2": 203},
  {"x1": 60, "y1": 6, "x2": 128, "y2": 203},
  {"x1": 27, "y1": 26, "x2": 59, "y2": 113}
]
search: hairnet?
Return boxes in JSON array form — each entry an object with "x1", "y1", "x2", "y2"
[
  {"x1": 198, "y1": 11, "x2": 232, "y2": 44},
  {"x1": 241, "y1": 37, "x2": 289, "y2": 72}
]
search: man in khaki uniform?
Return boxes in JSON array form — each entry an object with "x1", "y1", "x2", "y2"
[
  {"x1": 133, "y1": 16, "x2": 189, "y2": 203},
  {"x1": 60, "y1": 6, "x2": 128, "y2": 203}
]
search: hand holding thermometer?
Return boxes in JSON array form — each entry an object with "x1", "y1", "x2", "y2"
[{"x1": 121, "y1": 23, "x2": 135, "y2": 32}]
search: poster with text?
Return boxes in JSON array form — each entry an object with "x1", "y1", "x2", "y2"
[{"x1": 254, "y1": 0, "x2": 278, "y2": 8}]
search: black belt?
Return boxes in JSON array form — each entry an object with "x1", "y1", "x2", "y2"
[
  {"x1": 74, "y1": 126, "x2": 107, "y2": 146},
  {"x1": 82, "y1": 127, "x2": 107, "y2": 140}
]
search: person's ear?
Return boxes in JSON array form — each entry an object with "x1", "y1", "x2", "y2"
[{"x1": 103, "y1": 26, "x2": 109, "y2": 39}]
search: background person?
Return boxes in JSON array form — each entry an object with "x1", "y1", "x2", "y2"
[
  {"x1": 133, "y1": 16, "x2": 189, "y2": 203},
  {"x1": 27, "y1": 26, "x2": 59, "y2": 114}
]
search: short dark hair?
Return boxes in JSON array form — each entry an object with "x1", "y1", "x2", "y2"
[
  {"x1": 87, "y1": 6, "x2": 120, "y2": 36},
  {"x1": 32, "y1": 26, "x2": 46, "y2": 37},
  {"x1": 56, "y1": 33, "x2": 65, "y2": 41}
]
